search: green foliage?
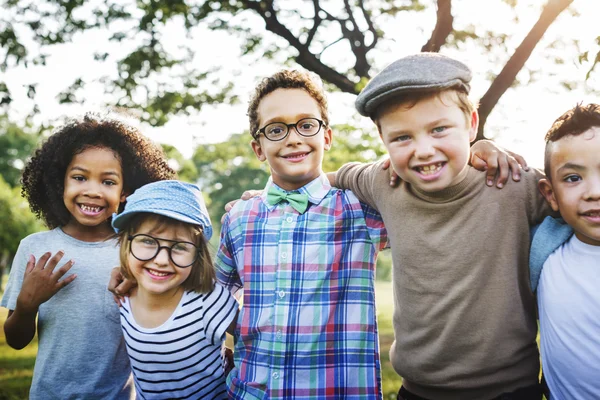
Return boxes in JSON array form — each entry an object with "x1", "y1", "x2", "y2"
[
  {"x1": 0, "y1": 175, "x2": 44, "y2": 260},
  {"x1": 0, "y1": 116, "x2": 40, "y2": 187}
]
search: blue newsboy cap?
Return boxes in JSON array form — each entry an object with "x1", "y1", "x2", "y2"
[
  {"x1": 112, "y1": 180, "x2": 213, "y2": 240},
  {"x1": 355, "y1": 52, "x2": 472, "y2": 117}
]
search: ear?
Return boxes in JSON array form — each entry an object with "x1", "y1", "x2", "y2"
[
  {"x1": 251, "y1": 139, "x2": 267, "y2": 162},
  {"x1": 120, "y1": 191, "x2": 128, "y2": 203},
  {"x1": 323, "y1": 126, "x2": 333, "y2": 151},
  {"x1": 538, "y1": 178, "x2": 560, "y2": 212},
  {"x1": 468, "y1": 110, "x2": 479, "y2": 143}
]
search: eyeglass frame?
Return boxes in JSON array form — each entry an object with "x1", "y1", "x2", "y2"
[
  {"x1": 127, "y1": 234, "x2": 200, "y2": 268},
  {"x1": 253, "y1": 117, "x2": 325, "y2": 141}
]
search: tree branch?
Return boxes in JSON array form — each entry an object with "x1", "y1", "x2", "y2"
[
  {"x1": 242, "y1": 0, "x2": 358, "y2": 93},
  {"x1": 476, "y1": 0, "x2": 574, "y2": 140},
  {"x1": 421, "y1": 0, "x2": 453, "y2": 52}
]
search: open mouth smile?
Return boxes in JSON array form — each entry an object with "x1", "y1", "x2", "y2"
[
  {"x1": 145, "y1": 268, "x2": 174, "y2": 280},
  {"x1": 78, "y1": 204, "x2": 104, "y2": 215},
  {"x1": 281, "y1": 151, "x2": 310, "y2": 162},
  {"x1": 413, "y1": 162, "x2": 445, "y2": 176}
]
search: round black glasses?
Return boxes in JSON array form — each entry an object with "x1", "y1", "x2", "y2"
[
  {"x1": 128, "y1": 234, "x2": 199, "y2": 268},
  {"x1": 255, "y1": 118, "x2": 324, "y2": 141}
]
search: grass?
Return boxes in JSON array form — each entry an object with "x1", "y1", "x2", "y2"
[
  {"x1": 3, "y1": 279, "x2": 544, "y2": 400},
  {"x1": 0, "y1": 279, "x2": 402, "y2": 399}
]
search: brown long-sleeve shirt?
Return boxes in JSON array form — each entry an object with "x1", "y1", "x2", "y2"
[{"x1": 337, "y1": 162, "x2": 550, "y2": 400}]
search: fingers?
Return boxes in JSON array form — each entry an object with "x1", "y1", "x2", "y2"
[
  {"x1": 115, "y1": 279, "x2": 136, "y2": 297},
  {"x1": 107, "y1": 267, "x2": 123, "y2": 294},
  {"x1": 224, "y1": 200, "x2": 237, "y2": 213},
  {"x1": 25, "y1": 254, "x2": 36, "y2": 274},
  {"x1": 39, "y1": 251, "x2": 65, "y2": 273},
  {"x1": 494, "y1": 153, "x2": 510, "y2": 188},
  {"x1": 484, "y1": 151, "x2": 499, "y2": 187},
  {"x1": 381, "y1": 157, "x2": 391, "y2": 171},
  {"x1": 54, "y1": 259, "x2": 75, "y2": 280},
  {"x1": 506, "y1": 149, "x2": 529, "y2": 171},
  {"x1": 241, "y1": 190, "x2": 262, "y2": 200},
  {"x1": 506, "y1": 156, "x2": 522, "y2": 182},
  {"x1": 34, "y1": 252, "x2": 53, "y2": 271},
  {"x1": 389, "y1": 170, "x2": 400, "y2": 187},
  {"x1": 57, "y1": 272, "x2": 77, "y2": 289}
]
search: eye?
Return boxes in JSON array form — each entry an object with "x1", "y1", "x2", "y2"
[
  {"x1": 172, "y1": 242, "x2": 194, "y2": 254},
  {"x1": 72, "y1": 175, "x2": 86, "y2": 181},
  {"x1": 432, "y1": 126, "x2": 447, "y2": 133},
  {"x1": 564, "y1": 174, "x2": 581, "y2": 183},
  {"x1": 395, "y1": 135, "x2": 411, "y2": 142},
  {"x1": 103, "y1": 180, "x2": 117, "y2": 186},
  {"x1": 266, "y1": 124, "x2": 286, "y2": 136}
]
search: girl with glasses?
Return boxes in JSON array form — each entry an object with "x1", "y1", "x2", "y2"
[{"x1": 112, "y1": 180, "x2": 238, "y2": 399}]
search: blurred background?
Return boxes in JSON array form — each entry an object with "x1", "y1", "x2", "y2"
[{"x1": 0, "y1": 0, "x2": 597, "y2": 398}]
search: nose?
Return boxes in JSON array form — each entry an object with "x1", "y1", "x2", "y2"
[
  {"x1": 83, "y1": 181, "x2": 102, "y2": 197},
  {"x1": 414, "y1": 137, "x2": 435, "y2": 159},
  {"x1": 153, "y1": 246, "x2": 171, "y2": 265},
  {"x1": 285, "y1": 125, "x2": 304, "y2": 145},
  {"x1": 584, "y1": 175, "x2": 600, "y2": 201}
]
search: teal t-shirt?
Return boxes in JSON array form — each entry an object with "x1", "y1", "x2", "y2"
[{"x1": 1, "y1": 228, "x2": 134, "y2": 399}]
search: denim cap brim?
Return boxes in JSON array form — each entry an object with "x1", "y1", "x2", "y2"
[
  {"x1": 111, "y1": 180, "x2": 213, "y2": 240},
  {"x1": 355, "y1": 52, "x2": 472, "y2": 117}
]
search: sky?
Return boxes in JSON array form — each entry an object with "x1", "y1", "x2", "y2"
[{"x1": 1, "y1": 0, "x2": 599, "y2": 169}]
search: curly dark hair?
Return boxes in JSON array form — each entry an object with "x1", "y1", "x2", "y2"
[
  {"x1": 544, "y1": 103, "x2": 600, "y2": 179},
  {"x1": 247, "y1": 69, "x2": 329, "y2": 139},
  {"x1": 21, "y1": 112, "x2": 176, "y2": 229}
]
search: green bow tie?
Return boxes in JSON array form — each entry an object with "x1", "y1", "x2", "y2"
[{"x1": 267, "y1": 187, "x2": 309, "y2": 213}]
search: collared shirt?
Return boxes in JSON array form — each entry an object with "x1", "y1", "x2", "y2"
[{"x1": 215, "y1": 174, "x2": 388, "y2": 400}]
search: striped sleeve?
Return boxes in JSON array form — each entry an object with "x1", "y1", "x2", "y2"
[{"x1": 202, "y1": 283, "x2": 238, "y2": 345}]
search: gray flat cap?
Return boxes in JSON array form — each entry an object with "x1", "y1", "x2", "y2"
[{"x1": 355, "y1": 53, "x2": 472, "y2": 117}]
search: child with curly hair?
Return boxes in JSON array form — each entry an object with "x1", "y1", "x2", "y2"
[{"x1": 1, "y1": 112, "x2": 175, "y2": 399}]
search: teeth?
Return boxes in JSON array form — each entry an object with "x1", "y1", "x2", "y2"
[
  {"x1": 584, "y1": 211, "x2": 600, "y2": 217},
  {"x1": 80, "y1": 204, "x2": 101, "y2": 212},
  {"x1": 417, "y1": 163, "x2": 443, "y2": 175},
  {"x1": 148, "y1": 269, "x2": 170, "y2": 277}
]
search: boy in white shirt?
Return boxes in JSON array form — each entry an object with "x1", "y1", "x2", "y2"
[{"x1": 529, "y1": 103, "x2": 600, "y2": 400}]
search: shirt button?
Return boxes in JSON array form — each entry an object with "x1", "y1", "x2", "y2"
[
  {"x1": 286, "y1": 216, "x2": 293, "y2": 223},
  {"x1": 276, "y1": 330, "x2": 282, "y2": 338},
  {"x1": 278, "y1": 290, "x2": 285, "y2": 298},
  {"x1": 281, "y1": 252, "x2": 287, "y2": 259},
  {"x1": 272, "y1": 372, "x2": 279, "y2": 379}
]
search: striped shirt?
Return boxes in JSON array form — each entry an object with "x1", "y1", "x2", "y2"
[
  {"x1": 119, "y1": 284, "x2": 238, "y2": 400},
  {"x1": 215, "y1": 174, "x2": 388, "y2": 400}
]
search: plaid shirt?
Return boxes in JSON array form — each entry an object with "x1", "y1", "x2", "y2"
[{"x1": 216, "y1": 174, "x2": 388, "y2": 400}]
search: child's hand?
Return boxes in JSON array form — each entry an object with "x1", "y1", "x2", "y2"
[
  {"x1": 470, "y1": 140, "x2": 529, "y2": 188},
  {"x1": 380, "y1": 158, "x2": 400, "y2": 187},
  {"x1": 222, "y1": 190, "x2": 263, "y2": 223},
  {"x1": 16, "y1": 252, "x2": 76, "y2": 314},
  {"x1": 107, "y1": 267, "x2": 136, "y2": 305}
]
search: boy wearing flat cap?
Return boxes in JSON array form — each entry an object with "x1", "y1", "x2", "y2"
[{"x1": 334, "y1": 53, "x2": 552, "y2": 400}]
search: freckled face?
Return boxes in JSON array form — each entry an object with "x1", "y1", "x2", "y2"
[
  {"x1": 251, "y1": 88, "x2": 332, "y2": 191},
  {"x1": 540, "y1": 128, "x2": 600, "y2": 246},
  {"x1": 63, "y1": 146, "x2": 125, "y2": 231},
  {"x1": 379, "y1": 92, "x2": 478, "y2": 193}
]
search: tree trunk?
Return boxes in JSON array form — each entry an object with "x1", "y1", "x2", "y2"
[{"x1": 476, "y1": 0, "x2": 574, "y2": 140}]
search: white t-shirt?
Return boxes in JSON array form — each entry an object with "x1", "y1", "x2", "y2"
[
  {"x1": 120, "y1": 284, "x2": 238, "y2": 399},
  {"x1": 538, "y1": 235, "x2": 600, "y2": 400}
]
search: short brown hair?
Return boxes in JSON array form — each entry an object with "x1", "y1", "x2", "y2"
[
  {"x1": 544, "y1": 103, "x2": 600, "y2": 179},
  {"x1": 373, "y1": 88, "x2": 476, "y2": 133},
  {"x1": 118, "y1": 213, "x2": 215, "y2": 293},
  {"x1": 247, "y1": 70, "x2": 329, "y2": 138}
]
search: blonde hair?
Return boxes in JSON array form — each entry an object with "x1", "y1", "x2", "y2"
[{"x1": 117, "y1": 213, "x2": 215, "y2": 293}]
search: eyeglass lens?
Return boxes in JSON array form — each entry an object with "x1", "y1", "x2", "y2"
[
  {"x1": 262, "y1": 118, "x2": 321, "y2": 141},
  {"x1": 130, "y1": 234, "x2": 197, "y2": 267}
]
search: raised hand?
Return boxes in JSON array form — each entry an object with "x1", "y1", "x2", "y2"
[{"x1": 16, "y1": 252, "x2": 76, "y2": 314}]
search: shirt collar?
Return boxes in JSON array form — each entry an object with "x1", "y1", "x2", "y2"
[{"x1": 261, "y1": 174, "x2": 331, "y2": 211}]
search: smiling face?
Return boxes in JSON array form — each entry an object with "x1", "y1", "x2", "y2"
[
  {"x1": 251, "y1": 88, "x2": 332, "y2": 191},
  {"x1": 62, "y1": 146, "x2": 126, "y2": 238},
  {"x1": 127, "y1": 219, "x2": 195, "y2": 296},
  {"x1": 539, "y1": 128, "x2": 600, "y2": 246},
  {"x1": 377, "y1": 91, "x2": 478, "y2": 193}
]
